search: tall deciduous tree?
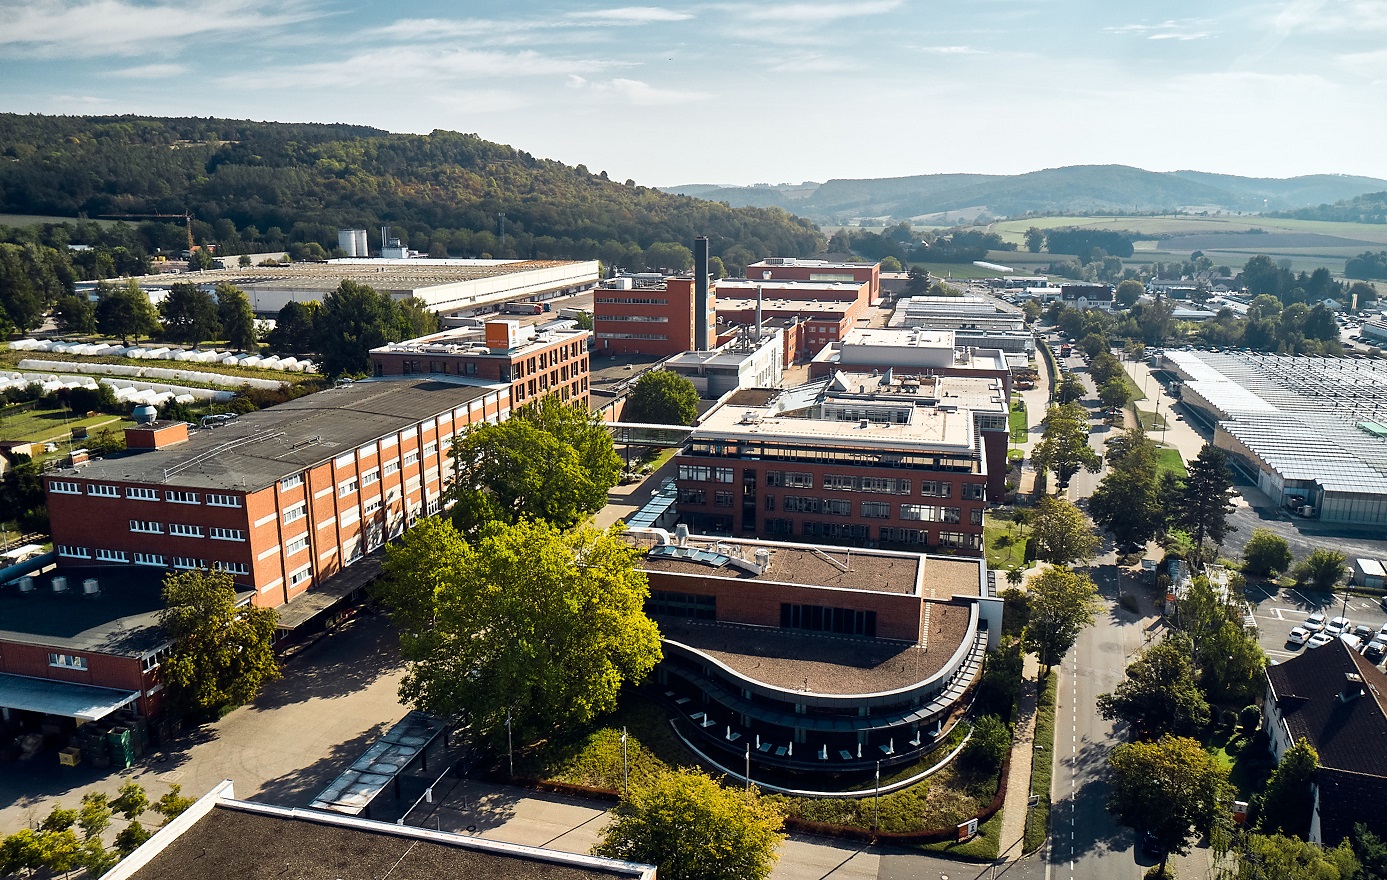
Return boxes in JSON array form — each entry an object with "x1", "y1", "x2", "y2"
[
  {"x1": 160, "y1": 282, "x2": 222, "y2": 346},
  {"x1": 1022, "y1": 565, "x2": 1100, "y2": 676},
  {"x1": 1243, "y1": 529, "x2": 1293, "y2": 578},
  {"x1": 1055, "y1": 374, "x2": 1086, "y2": 405},
  {"x1": 1175, "y1": 443, "x2": 1237, "y2": 561},
  {"x1": 593, "y1": 769, "x2": 786, "y2": 880},
  {"x1": 1031, "y1": 404, "x2": 1101, "y2": 490},
  {"x1": 53, "y1": 293, "x2": 97, "y2": 334},
  {"x1": 215, "y1": 282, "x2": 257, "y2": 351},
  {"x1": 1296, "y1": 548, "x2": 1347, "y2": 591},
  {"x1": 1260, "y1": 738, "x2": 1318, "y2": 839},
  {"x1": 1098, "y1": 376, "x2": 1131, "y2": 411},
  {"x1": 1107, "y1": 735, "x2": 1229, "y2": 876},
  {"x1": 376, "y1": 517, "x2": 662, "y2": 743},
  {"x1": 96, "y1": 279, "x2": 160, "y2": 345},
  {"x1": 314, "y1": 280, "x2": 401, "y2": 375},
  {"x1": 1115, "y1": 279, "x2": 1145, "y2": 308},
  {"x1": 1233, "y1": 831, "x2": 1359, "y2": 880},
  {"x1": 1089, "y1": 428, "x2": 1165, "y2": 550},
  {"x1": 1030, "y1": 495, "x2": 1101, "y2": 565},
  {"x1": 393, "y1": 296, "x2": 439, "y2": 340},
  {"x1": 268, "y1": 300, "x2": 320, "y2": 354},
  {"x1": 1024, "y1": 227, "x2": 1045, "y2": 253},
  {"x1": 1097, "y1": 632, "x2": 1210, "y2": 739},
  {"x1": 623, "y1": 369, "x2": 699, "y2": 426},
  {"x1": 449, "y1": 396, "x2": 621, "y2": 534},
  {"x1": 158, "y1": 568, "x2": 280, "y2": 718}
]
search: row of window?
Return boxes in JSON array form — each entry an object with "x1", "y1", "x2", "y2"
[
  {"x1": 49, "y1": 482, "x2": 241, "y2": 506},
  {"x1": 677, "y1": 465, "x2": 736, "y2": 483},
  {"x1": 56, "y1": 546, "x2": 251, "y2": 573},
  {"x1": 760, "y1": 471, "x2": 983, "y2": 499},
  {"x1": 595, "y1": 296, "x2": 668, "y2": 305},
  {"x1": 126, "y1": 521, "x2": 247, "y2": 540},
  {"x1": 759, "y1": 521, "x2": 983, "y2": 550},
  {"x1": 685, "y1": 442, "x2": 977, "y2": 473}
]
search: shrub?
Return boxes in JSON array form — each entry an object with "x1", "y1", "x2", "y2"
[
  {"x1": 1239, "y1": 705, "x2": 1261, "y2": 736},
  {"x1": 963, "y1": 716, "x2": 1011, "y2": 772}
]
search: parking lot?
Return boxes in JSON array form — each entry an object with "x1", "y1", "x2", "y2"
[{"x1": 1244, "y1": 583, "x2": 1387, "y2": 665}]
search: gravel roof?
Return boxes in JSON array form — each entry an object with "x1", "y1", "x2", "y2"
[{"x1": 640, "y1": 538, "x2": 921, "y2": 595}]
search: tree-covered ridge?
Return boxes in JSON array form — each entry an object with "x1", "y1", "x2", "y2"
[
  {"x1": 0, "y1": 114, "x2": 823, "y2": 270},
  {"x1": 1272, "y1": 191, "x2": 1387, "y2": 225}
]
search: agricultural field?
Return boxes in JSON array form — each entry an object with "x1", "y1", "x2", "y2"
[{"x1": 0, "y1": 213, "x2": 114, "y2": 228}]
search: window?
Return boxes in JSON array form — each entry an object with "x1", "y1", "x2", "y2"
[
  {"x1": 289, "y1": 566, "x2": 312, "y2": 586},
  {"x1": 338, "y1": 477, "x2": 359, "y2": 497},
  {"x1": 49, "y1": 480, "x2": 81, "y2": 495},
  {"x1": 423, "y1": 442, "x2": 437, "y2": 457},
  {"x1": 172, "y1": 556, "x2": 206, "y2": 569},
  {"x1": 280, "y1": 475, "x2": 304, "y2": 491},
  {"x1": 780, "y1": 603, "x2": 876, "y2": 637},
  {"x1": 962, "y1": 483, "x2": 986, "y2": 501},
  {"x1": 215, "y1": 561, "x2": 250, "y2": 575},
  {"x1": 678, "y1": 465, "x2": 711, "y2": 482},
  {"x1": 765, "y1": 471, "x2": 813, "y2": 488},
  {"x1": 361, "y1": 469, "x2": 380, "y2": 486},
  {"x1": 169, "y1": 523, "x2": 204, "y2": 537},
  {"x1": 403, "y1": 450, "x2": 419, "y2": 466},
  {"x1": 677, "y1": 488, "x2": 707, "y2": 504},
  {"x1": 824, "y1": 499, "x2": 851, "y2": 516},
  {"x1": 166, "y1": 490, "x2": 200, "y2": 504},
  {"x1": 49, "y1": 653, "x2": 87, "y2": 670},
  {"x1": 970, "y1": 508, "x2": 983, "y2": 525},
  {"x1": 783, "y1": 496, "x2": 823, "y2": 514},
  {"x1": 861, "y1": 501, "x2": 890, "y2": 519},
  {"x1": 802, "y1": 521, "x2": 869, "y2": 541},
  {"x1": 283, "y1": 502, "x2": 307, "y2": 524},
  {"x1": 881, "y1": 527, "x2": 927, "y2": 546},
  {"x1": 134, "y1": 552, "x2": 166, "y2": 566},
  {"x1": 383, "y1": 461, "x2": 400, "y2": 476},
  {"x1": 127, "y1": 486, "x2": 160, "y2": 501},
  {"x1": 210, "y1": 527, "x2": 245, "y2": 541},
  {"x1": 901, "y1": 504, "x2": 940, "y2": 522},
  {"x1": 939, "y1": 531, "x2": 981, "y2": 549},
  {"x1": 364, "y1": 498, "x2": 382, "y2": 515},
  {"x1": 87, "y1": 484, "x2": 119, "y2": 497},
  {"x1": 285, "y1": 534, "x2": 310, "y2": 555},
  {"x1": 764, "y1": 518, "x2": 794, "y2": 535},
  {"x1": 95, "y1": 548, "x2": 129, "y2": 562},
  {"x1": 646, "y1": 591, "x2": 716, "y2": 620},
  {"x1": 942, "y1": 507, "x2": 962, "y2": 524},
  {"x1": 129, "y1": 520, "x2": 163, "y2": 534},
  {"x1": 860, "y1": 476, "x2": 911, "y2": 495},
  {"x1": 714, "y1": 491, "x2": 735, "y2": 508},
  {"x1": 207, "y1": 493, "x2": 242, "y2": 507},
  {"x1": 57, "y1": 545, "x2": 90, "y2": 558},
  {"x1": 713, "y1": 467, "x2": 734, "y2": 483}
]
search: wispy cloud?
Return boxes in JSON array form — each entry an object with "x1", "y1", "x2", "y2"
[
  {"x1": 111, "y1": 63, "x2": 188, "y2": 79},
  {"x1": 765, "y1": 54, "x2": 857, "y2": 72},
  {"x1": 567, "y1": 76, "x2": 710, "y2": 105},
  {"x1": 916, "y1": 45, "x2": 986, "y2": 55},
  {"x1": 0, "y1": 0, "x2": 320, "y2": 58},
  {"x1": 736, "y1": 0, "x2": 901, "y2": 24},
  {"x1": 1105, "y1": 19, "x2": 1212, "y2": 41},
  {"x1": 565, "y1": 6, "x2": 693, "y2": 24}
]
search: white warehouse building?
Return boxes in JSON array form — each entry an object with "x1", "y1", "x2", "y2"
[{"x1": 1162, "y1": 350, "x2": 1387, "y2": 527}]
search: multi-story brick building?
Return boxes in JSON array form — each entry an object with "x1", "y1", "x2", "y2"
[
  {"x1": 673, "y1": 371, "x2": 1008, "y2": 549},
  {"x1": 714, "y1": 279, "x2": 870, "y2": 363},
  {"x1": 593, "y1": 273, "x2": 716, "y2": 357},
  {"x1": 45, "y1": 376, "x2": 511, "y2": 608},
  {"x1": 627, "y1": 530, "x2": 998, "y2": 775},
  {"x1": 745, "y1": 258, "x2": 881, "y2": 304},
  {"x1": 811, "y1": 327, "x2": 1014, "y2": 398},
  {"x1": 369, "y1": 321, "x2": 590, "y2": 409}
]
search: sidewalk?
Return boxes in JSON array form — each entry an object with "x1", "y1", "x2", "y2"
[{"x1": 996, "y1": 653, "x2": 1042, "y2": 862}]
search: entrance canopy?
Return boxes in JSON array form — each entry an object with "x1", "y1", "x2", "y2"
[{"x1": 0, "y1": 673, "x2": 140, "y2": 722}]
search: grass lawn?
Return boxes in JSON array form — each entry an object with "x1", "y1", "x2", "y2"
[
  {"x1": 1119, "y1": 370, "x2": 1146, "y2": 403},
  {"x1": 918, "y1": 806, "x2": 1003, "y2": 860},
  {"x1": 1023, "y1": 672, "x2": 1059, "y2": 853},
  {"x1": 1154, "y1": 446, "x2": 1188, "y2": 480},
  {"x1": 1132, "y1": 407, "x2": 1169, "y2": 431},
  {"x1": 906, "y1": 261, "x2": 1010, "y2": 280},
  {"x1": 774, "y1": 760, "x2": 999, "y2": 836},
  {"x1": 1009, "y1": 399, "x2": 1028, "y2": 442},
  {"x1": 0, "y1": 407, "x2": 133, "y2": 445},
  {"x1": 637, "y1": 446, "x2": 680, "y2": 472},
  {"x1": 1203, "y1": 728, "x2": 1274, "y2": 803},
  {"x1": 984, "y1": 520, "x2": 1027, "y2": 571}
]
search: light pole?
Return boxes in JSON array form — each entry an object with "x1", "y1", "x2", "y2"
[{"x1": 506, "y1": 709, "x2": 513, "y2": 778}]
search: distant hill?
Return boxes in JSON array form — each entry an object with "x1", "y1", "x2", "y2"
[
  {"x1": 663, "y1": 166, "x2": 1387, "y2": 223},
  {"x1": 0, "y1": 115, "x2": 823, "y2": 270},
  {"x1": 1271, "y1": 190, "x2": 1387, "y2": 225}
]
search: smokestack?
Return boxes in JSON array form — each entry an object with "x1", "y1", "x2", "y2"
[
  {"x1": 380, "y1": 225, "x2": 389, "y2": 253},
  {"x1": 694, "y1": 236, "x2": 710, "y2": 352},
  {"x1": 755, "y1": 284, "x2": 763, "y2": 343}
]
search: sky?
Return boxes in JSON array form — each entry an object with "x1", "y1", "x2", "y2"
[{"x1": 1, "y1": 0, "x2": 1385, "y2": 187}]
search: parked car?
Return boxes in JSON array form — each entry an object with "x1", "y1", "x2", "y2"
[
  {"x1": 1354, "y1": 624, "x2": 1375, "y2": 642},
  {"x1": 1365, "y1": 640, "x2": 1387, "y2": 663},
  {"x1": 1305, "y1": 612, "x2": 1328, "y2": 632},
  {"x1": 1287, "y1": 627, "x2": 1311, "y2": 646},
  {"x1": 1308, "y1": 632, "x2": 1335, "y2": 649},
  {"x1": 1342, "y1": 633, "x2": 1365, "y2": 652},
  {"x1": 1328, "y1": 616, "x2": 1353, "y2": 636}
]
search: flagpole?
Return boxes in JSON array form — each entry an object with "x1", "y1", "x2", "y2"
[{"x1": 506, "y1": 709, "x2": 513, "y2": 778}]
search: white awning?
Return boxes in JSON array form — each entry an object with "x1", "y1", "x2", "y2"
[{"x1": 0, "y1": 673, "x2": 140, "y2": 721}]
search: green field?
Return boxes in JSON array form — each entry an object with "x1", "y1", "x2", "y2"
[
  {"x1": 906, "y1": 261, "x2": 1012, "y2": 279},
  {"x1": 1154, "y1": 446, "x2": 1187, "y2": 479},
  {"x1": 0, "y1": 213, "x2": 115, "y2": 228},
  {"x1": 0, "y1": 407, "x2": 134, "y2": 446},
  {"x1": 1009, "y1": 401, "x2": 1028, "y2": 442},
  {"x1": 984, "y1": 520, "x2": 1027, "y2": 570}
]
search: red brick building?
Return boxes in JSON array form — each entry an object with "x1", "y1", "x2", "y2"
[
  {"x1": 673, "y1": 372, "x2": 1007, "y2": 551},
  {"x1": 593, "y1": 274, "x2": 716, "y2": 357},
  {"x1": 745, "y1": 258, "x2": 881, "y2": 304},
  {"x1": 45, "y1": 377, "x2": 511, "y2": 608},
  {"x1": 369, "y1": 321, "x2": 590, "y2": 409}
]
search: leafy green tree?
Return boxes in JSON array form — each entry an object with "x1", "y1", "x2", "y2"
[
  {"x1": 1232, "y1": 831, "x2": 1359, "y2": 880},
  {"x1": 593, "y1": 769, "x2": 786, "y2": 880},
  {"x1": 1115, "y1": 279, "x2": 1144, "y2": 308},
  {"x1": 1030, "y1": 495, "x2": 1100, "y2": 565},
  {"x1": 1351, "y1": 823, "x2": 1387, "y2": 879},
  {"x1": 623, "y1": 369, "x2": 699, "y2": 426},
  {"x1": 0, "y1": 828, "x2": 44, "y2": 877},
  {"x1": 1098, "y1": 376, "x2": 1130, "y2": 411},
  {"x1": 1107, "y1": 735, "x2": 1229, "y2": 875},
  {"x1": 112, "y1": 781, "x2": 149, "y2": 820},
  {"x1": 449, "y1": 396, "x2": 621, "y2": 534},
  {"x1": 393, "y1": 296, "x2": 439, "y2": 340},
  {"x1": 1031, "y1": 404, "x2": 1101, "y2": 490},
  {"x1": 1024, "y1": 227, "x2": 1045, "y2": 253},
  {"x1": 963, "y1": 715, "x2": 1011, "y2": 771},
  {"x1": 376, "y1": 517, "x2": 662, "y2": 743},
  {"x1": 1098, "y1": 633, "x2": 1210, "y2": 739},
  {"x1": 1090, "y1": 429, "x2": 1165, "y2": 550},
  {"x1": 1260, "y1": 738, "x2": 1318, "y2": 839},
  {"x1": 1170, "y1": 577, "x2": 1267, "y2": 706},
  {"x1": 314, "y1": 280, "x2": 402, "y2": 375},
  {"x1": 53, "y1": 293, "x2": 97, "y2": 333},
  {"x1": 644, "y1": 241, "x2": 695, "y2": 272},
  {"x1": 1295, "y1": 548, "x2": 1347, "y2": 591},
  {"x1": 113, "y1": 821, "x2": 151, "y2": 857},
  {"x1": 879, "y1": 256, "x2": 903, "y2": 272},
  {"x1": 158, "y1": 568, "x2": 281, "y2": 718},
  {"x1": 215, "y1": 282, "x2": 257, "y2": 351},
  {"x1": 159, "y1": 282, "x2": 221, "y2": 346},
  {"x1": 1022, "y1": 565, "x2": 1100, "y2": 676},
  {"x1": 1175, "y1": 444, "x2": 1237, "y2": 561},
  {"x1": 268, "y1": 300, "x2": 320, "y2": 354},
  {"x1": 1243, "y1": 529, "x2": 1293, "y2": 578},
  {"x1": 574, "y1": 310, "x2": 594, "y2": 331},
  {"x1": 1055, "y1": 373, "x2": 1085, "y2": 405},
  {"x1": 77, "y1": 793, "x2": 112, "y2": 840},
  {"x1": 96, "y1": 279, "x2": 160, "y2": 345},
  {"x1": 154, "y1": 785, "x2": 194, "y2": 822}
]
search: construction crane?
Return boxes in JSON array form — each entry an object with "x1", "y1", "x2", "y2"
[{"x1": 99, "y1": 212, "x2": 195, "y2": 252}]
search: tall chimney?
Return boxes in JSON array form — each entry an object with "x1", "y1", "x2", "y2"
[
  {"x1": 693, "y1": 236, "x2": 710, "y2": 351},
  {"x1": 755, "y1": 284, "x2": 763, "y2": 343}
]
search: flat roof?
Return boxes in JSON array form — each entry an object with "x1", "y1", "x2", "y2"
[
  {"x1": 124, "y1": 259, "x2": 586, "y2": 295},
  {"x1": 716, "y1": 278, "x2": 865, "y2": 293},
  {"x1": 746, "y1": 258, "x2": 876, "y2": 271},
  {"x1": 371, "y1": 324, "x2": 588, "y2": 358},
  {"x1": 843, "y1": 327, "x2": 954, "y2": 349},
  {"x1": 658, "y1": 608, "x2": 970, "y2": 694},
  {"x1": 115, "y1": 798, "x2": 654, "y2": 880},
  {"x1": 56, "y1": 376, "x2": 505, "y2": 493},
  {"x1": 0, "y1": 672, "x2": 139, "y2": 721},
  {"x1": 717, "y1": 297, "x2": 856, "y2": 316},
  {"x1": 0, "y1": 565, "x2": 171, "y2": 657}
]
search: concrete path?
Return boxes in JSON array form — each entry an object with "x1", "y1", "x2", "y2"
[{"x1": 997, "y1": 653, "x2": 1042, "y2": 862}]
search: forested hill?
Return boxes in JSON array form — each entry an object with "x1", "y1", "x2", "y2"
[
  {"x1": 665, "y1": 166, "x2": 1387, "y2": 223},
  {"x1": 1271, "y1": 191, "x2": 1387, "y2": 225},
  {"x1": 0, "y1": 115, "x2": 823, "y2": 270}
]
